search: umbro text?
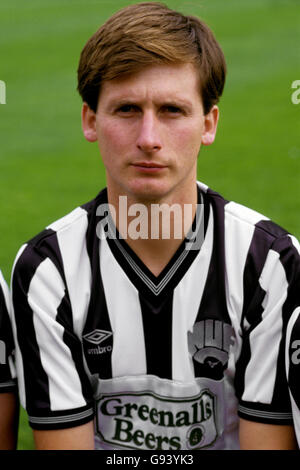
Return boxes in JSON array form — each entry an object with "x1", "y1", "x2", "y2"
[{"x1": 87, "y1": 345, "x2": 112, "y2": 355}]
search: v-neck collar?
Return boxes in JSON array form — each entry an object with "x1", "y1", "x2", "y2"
[{"x1": 103, "y1": 186, "x2": 208, "y2": 299}]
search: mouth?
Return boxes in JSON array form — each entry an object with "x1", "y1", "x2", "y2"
[{"x1": 131, "y1": 162, "x2": 167, "y2": 173}]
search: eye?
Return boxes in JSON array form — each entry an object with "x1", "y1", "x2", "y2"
[
  {"x1": 116, "y1": 104, "x2": 140, "y2": 114},
  {"x1": 161, "y1": 105, "x2": 184, "y2": 115}
]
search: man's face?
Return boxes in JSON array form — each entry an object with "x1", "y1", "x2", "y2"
[{"x1": 82, "y1": 63, "x2": 218, "y2": 202}]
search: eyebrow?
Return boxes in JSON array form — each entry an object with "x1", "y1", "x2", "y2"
[{"x1": 107, "y1": 97, "x2": 194, "y2": 112}]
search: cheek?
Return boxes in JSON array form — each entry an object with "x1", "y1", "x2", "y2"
[
  {"x1": 169, "y1": 123, "x2": 203, "y2": 158},
  {"x1": 97, "y1": 121, "x2": 134, "y2": 156}
]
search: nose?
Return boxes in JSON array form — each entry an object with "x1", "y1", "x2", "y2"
[{"x1": 136, "y1": 111, "x2": 162, "y2": 153}]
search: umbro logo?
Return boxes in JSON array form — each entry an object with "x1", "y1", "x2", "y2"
[{"x1": 83, "y1": 329, "x2": 113, "y2": 345}]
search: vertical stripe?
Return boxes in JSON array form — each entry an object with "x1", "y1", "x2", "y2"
[
  {"x1": 224, "y1": 204, "x2": 268, "y2": 356},
  {"x1": 10, "y1": 245, "x2": 27, "y2": 405},
  {"x1": 0, "y1": 270, "x2": 14, "y2": 383},
  {"x1": 12, "y1": 243, "x2": 52, "y2": 413},
  {"x1": 172, "y1": 205, "x2": 214, "y2": 382},
  {"x1": 0, "y1": 270, "x2": 10, "y2": 314},
  {"x1": 28, "y1": 258, "x2": 87, "y2": 410},
  {"x1": 224, "y1": 205, "x2": 254, "y2": 342},
  {"x1": 56, "y1": 294, "x2": 94, "y2": 404},
  {"x1": 100, "y1": 229, "x2": 147, "y2": 377},
  {"x1": 46, "y1": 217, "x2": 94, "y2": 399},
  {"x1": 270, "y1": 235, "x2": 300, "y2": 409},
  {"x1": 242, "y1": 249, "x2": 288, "y2": 403},
  {"x1": 48, "y1": 208, "x2": 91, "y2": 338},
  {"x1": 83, "y1": 208, "x2": 113, "y2": 379},
  {"x1": 139, "y1": 292, "x2": 173, "y2": 379},
  {"x1": 229, "y1": 217, "x2": 271, "y2": 400},
  {"x1": 196, "y1": 191, "x2": 230, "y2": 324}
]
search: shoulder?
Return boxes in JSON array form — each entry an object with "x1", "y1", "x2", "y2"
[
  {"x1": 12, "y1": 189, "x2": 107, "y2": 279},
  {"x1": 198, "y1": 180, "x2": 297, "y2": 247}
]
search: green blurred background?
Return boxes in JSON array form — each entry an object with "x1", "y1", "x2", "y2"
[{"x1": 0, "y1": 0, "x2": 299, "y2": 450}]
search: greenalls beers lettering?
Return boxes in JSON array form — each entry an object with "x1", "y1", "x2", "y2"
[{"x1": 95, "y1": 389, "x2": 218, "y2": 450}]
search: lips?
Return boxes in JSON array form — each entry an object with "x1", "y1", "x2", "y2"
[
  {"x1": 132, "y1": 162, "x2": 166, "y2": 168},
  {"x1": 132, "y1": 162, "x2": 166, "y2": 169},
  {"x1": 131, "y1": 162, "x2": 167, "y2": 173}
]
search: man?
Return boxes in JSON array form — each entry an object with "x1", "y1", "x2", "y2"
[
  {"x1": 0, "y1": 270, "x2": 18, "y2": 449},
  {"x1": 11, "y1": 2, "x2": 299, "y2": 450}
]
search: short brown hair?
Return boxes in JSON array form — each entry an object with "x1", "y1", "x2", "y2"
[{"x1": 77, "y1": 2, "x2": 226, "y2": 115}]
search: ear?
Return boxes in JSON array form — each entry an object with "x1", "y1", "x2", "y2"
[
  {"x1": 201, "y1": 105, "x2": 219, "y2": 146},
  {"x1": 81, "y1": 102, "x2": 98, "y2": 142}
]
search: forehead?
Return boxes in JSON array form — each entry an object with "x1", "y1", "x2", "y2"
[{"x1": 98, "y1": 63, "x2": 202, "y2": 106}]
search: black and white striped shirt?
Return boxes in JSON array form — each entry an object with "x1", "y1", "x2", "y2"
[
  {"x1": 0, "y1": 270, "x2": 16, "y2": 392},
  {"x1": 11, "y1": 182, "x2": 300, "y2": 450}
]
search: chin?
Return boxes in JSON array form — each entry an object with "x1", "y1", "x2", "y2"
[{"x1": 127, "y1": 179, "x2": 172, "y2": 202}]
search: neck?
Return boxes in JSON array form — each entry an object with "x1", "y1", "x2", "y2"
[{"x1": 106, "y1": 182, "x2": 198, "y2": 277}]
